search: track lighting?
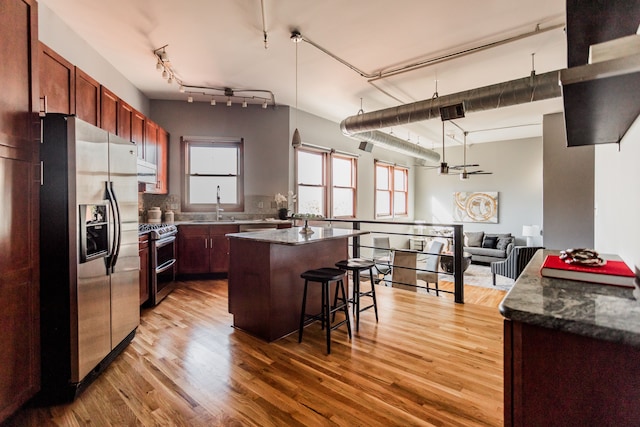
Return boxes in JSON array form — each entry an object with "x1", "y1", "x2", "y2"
[{"x1": 153, "y1": 45, "x2": 276, "y2": 109}]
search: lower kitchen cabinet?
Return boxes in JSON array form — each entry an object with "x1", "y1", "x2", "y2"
[
  {"x1": 178, "y1": 225, "x2": 239, "y2": 275},
  {"x1": 504, "y1": 319, "x2": 640, "y2": 426},
  {"x1": 139, "y1": 234, "x2": 149, "y2": 305}
]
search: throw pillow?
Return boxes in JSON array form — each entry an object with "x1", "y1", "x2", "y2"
[
  {"x1": 482, "y1": 236, "x2": 498, "y2": 248},
  {"x1": 464, "y1": 231, "x2": 484, "y2": 247},
  {"x1": 496, "y1": 236, "x2": 514, "y2": 251}
]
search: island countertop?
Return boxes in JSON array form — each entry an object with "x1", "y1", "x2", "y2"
[
  {"x1": 499, "y1": 249, "x2": 640, "y2": 347},
  {"x1": 226, "y1": 226, "x2": 368, "y2": 245}
]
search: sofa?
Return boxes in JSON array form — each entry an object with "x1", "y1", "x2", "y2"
[{"x1": 463, "y1": 231, "x2": 514, "y2": 264}]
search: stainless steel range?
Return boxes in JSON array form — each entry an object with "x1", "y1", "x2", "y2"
[{"x1": 139, "y1": 223, "x2": 178, "y2": 306}]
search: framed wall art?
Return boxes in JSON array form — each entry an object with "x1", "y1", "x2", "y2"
[{"x1": 453, "y1": 191, "x2": 499, "y2": 223}]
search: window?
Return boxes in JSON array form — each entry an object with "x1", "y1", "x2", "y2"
[
  {"x1": 331, "y1": 155, "x2": 356, "y2": 217},
  {"x1": 375, "y1": 161, "x2": 408, "y2": 218},
  {"x1": 296, "y1": 147, "x2": 357, "y2": 218},
  {"x1": 181, "y1": 137, "x2": 244, "y2": 212}
]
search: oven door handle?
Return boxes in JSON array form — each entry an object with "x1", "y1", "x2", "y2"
[
  {"x1": 156, "y1": 258, "x2": 176, "y2": 274},
  {"x1": 155, "y1": 235, "x2": 176, "y2": 248}
]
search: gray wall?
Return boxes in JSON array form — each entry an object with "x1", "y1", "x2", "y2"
[
  {"x1": 150, "y1": 100, "x2": 416, "y2": 218},
  {"x1": 543, "y1": 113, "x2": 595, "y2": 249},
  {"x1": 415, "y1": 137, "x2": 543, "y2": 245}
]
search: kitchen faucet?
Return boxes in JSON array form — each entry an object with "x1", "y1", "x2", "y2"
[{"x1": 216, "y1": 185, "x2": 223, "y2": 221}]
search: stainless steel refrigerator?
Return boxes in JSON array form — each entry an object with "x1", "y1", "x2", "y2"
[{"x1": 39, "y1": 114, "x2": 139, "y2": 402}]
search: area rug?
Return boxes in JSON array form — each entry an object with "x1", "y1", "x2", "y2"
[{"x1": 449, "y1": 263, "x2": 514, "y2": 291}]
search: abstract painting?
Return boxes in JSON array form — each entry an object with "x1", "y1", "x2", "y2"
[{"x1": 453, "y1": 191, "x2": 498, "y2": 223}]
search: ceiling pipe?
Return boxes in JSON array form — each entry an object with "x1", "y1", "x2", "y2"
[
  {"x1": 356, "y1": 130, "x2": 440, "y2": 164},
  {"x1": 340, "y1": 70, "x2": 562, "y2": 137}
]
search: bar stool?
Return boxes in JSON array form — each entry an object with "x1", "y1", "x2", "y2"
[
  {"x1": 298, "y1": 267, "x2": 352, "y2": 354},
  {"x1": 335, "y1": 258, "x2": 378, "y2": 331}
]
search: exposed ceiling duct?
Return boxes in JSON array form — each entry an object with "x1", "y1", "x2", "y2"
[
  {"x1": 340, "y1": 70, "x2": 562, "y2": 145},
  {"x1": 356, "y1": 130, "x2": 441, "y2": 164}
]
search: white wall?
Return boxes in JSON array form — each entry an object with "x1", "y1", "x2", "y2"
[
  {"x1": 415, "y1": 137, "x2": 543, "y2": 245},
  {"x1": 38, "y1": 3, "x2": 149, "y2": 115},
  {"x1": 594, "y1": 116, "x2": 640, "y2": 270}
]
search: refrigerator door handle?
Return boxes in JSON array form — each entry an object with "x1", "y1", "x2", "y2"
[{"x1": 105, "y1": 181, "x2": 122, "y2": 273}]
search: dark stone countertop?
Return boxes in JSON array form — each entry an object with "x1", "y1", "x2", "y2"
[{"x1": 500, "y1": 249, "x2": 640, "y2": 347}]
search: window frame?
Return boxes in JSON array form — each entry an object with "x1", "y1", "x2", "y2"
[
  {"x1": 375, "y1": 161, "x2": 408, "y2": 218},
  {"x1": 295, "y1": 146, "x2": 358, "y2": 218},
  {"x1": 180, "y1": 137, "x2": 245, "y2": 213}
]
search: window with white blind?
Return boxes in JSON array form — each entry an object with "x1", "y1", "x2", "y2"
[{"x1": 181, "y1": 137, "x2": 244, "y2": 212}]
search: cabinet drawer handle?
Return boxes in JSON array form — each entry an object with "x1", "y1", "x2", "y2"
[{"x1": 204, "y1": 238, "x2": 207, "y2": 249}]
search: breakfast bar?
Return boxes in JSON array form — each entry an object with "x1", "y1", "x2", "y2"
[
  {"x1": 227, "y1": 226, "x2": 368, "y2": 342},
  {"x1": 500, "y1": 249, "x2": 640, "y2": 426}
]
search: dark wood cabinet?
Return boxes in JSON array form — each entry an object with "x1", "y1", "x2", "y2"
[
  {"x1": 504, "y1": 319, "x2": 640, "y2": 426},
  {"x1": 100, "y1": 86, "x2": 118, "y2": 135},
  {"x1": 118, "y1": 100, "x2": 133, "y2": 142},
  {"x1": 139, "y1": 234, "x2": 150, "y2": 305},
  {"x1": 0, "y1": 0, "x2": 40, "y2": 422},
  {"x1": 153, "y1": 127, "x2": 169, "y2": 194},
  {"x1": 75, "y1": 67, "x2": 100, "y2": 127},
  {"x1": 178, "y1": 225, "x2": 239, "y2": 275},
  {"x1": 39, "y1": 42, "x2": 74, "y2": 115},
  {"x1": 132, "y1": 110, "x2": 145, "y2": 159}
]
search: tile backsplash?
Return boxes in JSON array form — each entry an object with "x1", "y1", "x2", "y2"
[{"x1": 139, "y1": 193, "x2": 285, "y2": 223}]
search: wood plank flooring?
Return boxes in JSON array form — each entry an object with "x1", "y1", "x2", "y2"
[{"x1": 6, "y1": 280, "x2": 505, "y2": 426}]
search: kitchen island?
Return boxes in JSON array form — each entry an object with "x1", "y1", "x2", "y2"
[
  {"x1": 227, "y1": 226, "x2": 368, "y2": 342},
  {"x1": 500, "y1": 249, "x2": 640, "y2": 426}
]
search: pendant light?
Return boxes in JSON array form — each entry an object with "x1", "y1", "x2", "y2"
[{"x1": 291, "y1": 31, "x2": 302, "y2": 147}]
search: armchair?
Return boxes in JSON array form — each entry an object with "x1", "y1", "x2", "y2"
[{"x1": 490, "y1": 246, "x2": 544, "y2": 286}]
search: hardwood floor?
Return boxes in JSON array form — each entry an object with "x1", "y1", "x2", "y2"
[{"x1": 6, "y1": 280, "x2": 505, "y2": 426}]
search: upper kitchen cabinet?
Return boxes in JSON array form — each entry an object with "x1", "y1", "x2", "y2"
[
  {"x1": 132, "y1": 109, "x2": 145, "y2": 159},
  {"x1": 39, "y1": 42, "x2": 74, "y2": 115},
  {"x1": 100, "y1": 86, "x2": 118, "y2": 135},
  {"x1": 139, "y1": 119, "x2": 169, "y2": 194},
  {"x1": 118, "y1": 100, "x2": 133, "y2": 141},
  {"x1": 75, "y1": 67, "x2": 100, "y2": 127},
  {"x1": 154, "y1": 127, "x2": 169, "y2": 194},
  {"x1": 561, "y1": 0, "x2": 640, "y2": 146},
  {"x1": 0, "y1": 0, "x2": 40, "y2": 422}
]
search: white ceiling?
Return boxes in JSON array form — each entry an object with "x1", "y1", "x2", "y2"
[{"x1": 39, "y1": 0, "x2": 568, "y2": 148}]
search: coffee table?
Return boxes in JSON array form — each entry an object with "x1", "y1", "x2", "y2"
[{"x1": 440, "y1": 251, "x2": 472, "y2": 273}]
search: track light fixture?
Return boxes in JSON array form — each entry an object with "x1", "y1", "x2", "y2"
[{"x1": 153, "y1": 45, "x2": 277, "y2": 109}]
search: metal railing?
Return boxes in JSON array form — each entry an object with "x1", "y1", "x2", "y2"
[{"x1": 295, "y1": 218, "x2": 465, "y2": 303}]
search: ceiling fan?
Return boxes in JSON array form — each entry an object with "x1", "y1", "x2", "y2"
[
  {"x1": 421, "y1": 103, "x2": 492, "y2": 179},
  {"x1": 458, "y1": 131, "x2": 492, "y2": 180}
]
